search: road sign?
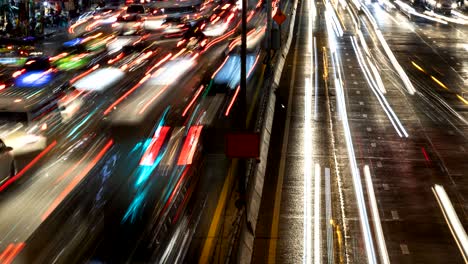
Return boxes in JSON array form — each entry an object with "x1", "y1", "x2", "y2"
[
  {"x1": 225, "y1": 133, "x2": 260, "y2": 159},
  {"x1": 273, "y1": 9, "x2": 287, "y2": 25}
]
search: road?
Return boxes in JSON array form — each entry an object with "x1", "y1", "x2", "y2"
[
  {"x1": 252, "y1": 0, "x2": 468, "y2": 263},
  {"x1": 0, "y1": 0, "x2": 466, "y2": 262},
  {"x1": 0, "y1": 2, "x2": 270, "y2": 263}
]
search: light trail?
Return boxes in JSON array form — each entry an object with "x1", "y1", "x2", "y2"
[
  {"x1": 314, "y1": 164, "x2": 321, "y2": 264},
  {"x1": 0, "y1": 141, "x2": 57, "y2": 192},
  {"x1": 374, "y1": 30, "x2": 416, "y2": 94},
  {"x1": 411, "y1": 61, "x2": 425, "y2": 73},
  {"x1": 224, "y1": 86, "x2": 240, "y2": 116},
  {"x1": 430, "y1": 76, "x2": 449, "y2": 90},
  {"x1": 42, "y1": 139, "x2": 114, "y2": 220},
  {"x1": 304, "y1": 77, "x2": 313, "y2": 264},
  {"x1": 70, "y1": 64, "x2": 100, "y2": 84},
  {"x1": 182, "y1": 85, "x2": 205, "y2": 117},
  {"x1": 351, "y1": 36, "x2": 408, "y2": 137},
  {"x1": 432, "y1": 185, "x2": 468, "y2": 262},
  {"x1": 104, "y1": 74, "x2": 151, "y2": 115},
  {"x1": 326, "y1": 11, "x2": 377, "y2": 261},
  {"x1": 363, "y1": 165, "x2": 390, "y2": 264}
]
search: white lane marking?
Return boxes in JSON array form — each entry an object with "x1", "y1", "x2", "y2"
[
  {"x1": 314, "y1": 164, "x2": 321, "y2": 264},
  {"x1": 367, "y1": 127, "x2": 372, "y2": 132},
  {"x1": 356, "y1": 91, "x2": 361, "y2": 94},
  {"x1": 377, "y1": 161, "x2": 382, "y2": 168},
  {"x1": 331, "y1": 46, "x2": 378, "y2": 264},
  {"x1": 325, "y1": 167, "x2": 334, "y2": 263},
  {"x1": 359, "y1": 102, "x2": 364, "y2": 105},
  {"x1": 304, "y1": 0, "x2": 316, "y2": 260},
  {"x1": 400, "y1": 244, "x2": 410, "y2": 255},
  {"x1": 391, "y1": 210, "x2": 399, "y2": 220},
  {"x1": 432, "y1": 185, "x2": 468, "y2": 262},
  {"x1": 314, "y1": 37, "x2": 319, "y2": 121},
  {"x1": 371, "y1": 143, "x2": 377, "y2": 148},
  {"x1": 304, "y1": 77, "x2": 313, "y2": 264},
  {"x1": 363, "y1": 114, "x2": 368, "y2": 118},
  {"x1": 364, "y1": 165, "x2": 390, "y2": 264}
]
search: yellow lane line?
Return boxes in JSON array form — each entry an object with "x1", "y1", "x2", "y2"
[{"x1": 198, "y1": 159, "x2": 238, "y2": 264}]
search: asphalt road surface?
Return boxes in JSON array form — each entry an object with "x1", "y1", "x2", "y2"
[{"x1": 252, "y1": 0, "x2": 467, "y2": 263}]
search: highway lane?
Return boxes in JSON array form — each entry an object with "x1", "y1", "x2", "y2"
[
  {"x1": 348, "y1": 3, "x2": 468, "y2": 263},
  {"x1": 0, "y1": 34, "x2": 179, "y2": 260},
  {"x1": 253, "y1": 0, "x2": 467, "y2": 263},
  {"x1": 2, "y1": 5, "x2": 267, "y2": 262}
]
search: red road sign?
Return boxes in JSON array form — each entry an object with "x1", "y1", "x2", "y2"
[
  {"x1": 273, "y1": 9, "x2": 287, "y2": 25},
  {"x1": 225, "y1": 133, "x2": 260, "y2": 159}
]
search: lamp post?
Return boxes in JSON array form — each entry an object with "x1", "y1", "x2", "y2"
[{"x1": 238, "y1": 0, "x2": 248, "y2": 196}]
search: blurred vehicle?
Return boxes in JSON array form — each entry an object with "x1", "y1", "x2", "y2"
[
  {"x1": 114, "y1": 13, "x2": 145, "y2": 35},
  {"x1": 149, "y1": 0, "x2": 201, "y2": 17},
  {"x1": 52, "y1": 35, "x2": 109, "y2": 71},
  {"x1": 0, "y1": 86, "x2": 65, "y2": 154},
  {"x1": 423, "y1": 0, "x2": 456, "y2": 14},
  {"x1": 126, "y1": 4, "x2": 146, "y2": 14},
  {"x1": 180, "y1": 21, "x2": 207, "y2": 50},
  {"x1": 0, "y1": 139, "x2": 15, "y2": 186},
  {"x1": 58, "y1": 67, "x2": 125, "y2": 121},
  {"x1": 13, "y1": 57, "x2": 64, "y2": 88},
  {"x1": 161, "y1": 17, "x2": 191, "y2": 38},
  {"x1": 0, "y1": 38, "x2": 41, "y2": 68},
  {"x1": 1, "y1": 57, "x2": 60, "y2": 90}
]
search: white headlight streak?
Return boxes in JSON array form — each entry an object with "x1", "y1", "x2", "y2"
[{"x1": 432, "y1": 185, "x2": 468, "y2": 262}]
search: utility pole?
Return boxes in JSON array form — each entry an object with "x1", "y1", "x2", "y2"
[
  {"x1": 238, "y1": 0, "x2": 248, "y2": 195},
  {"x1": 265, "y1": 0, "x2": 272, "y2": 64}
]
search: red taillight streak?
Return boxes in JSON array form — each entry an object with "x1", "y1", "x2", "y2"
[
  {"x1": 177, "y1": 126, "x2": 203, "y2": 165},
  {"x1": 225, "y1": 86, "x2": 240, "y2": 116},
  {"x1": 12, "y1": 69, "x2": 25, "y2": 78},
  {"x1": 134, "y1": 51, "x2": 154, "y2": 65},
  {"x1": 139, "y1": 126, "x2": 170, "y2": 165},
  {"x1": 0, "y1": 141, "x2": 57, "y2": 192},
  {"x1": 108, "y1": 53, "x2": 124, "y2": 64},
  {"x1": 172, "y1": 179, "x2": 195, "y2": 224},
  {"x1": 421, "y1": 147, "x2": 430, "y2": 162},
  {"x1": 212, "y1": 56, "x2": 230, "y2": 79},
  {"x1": 70, "y1": 64, "x2": 100, "y2": 84},
  {"x1": 191, "y1": 52, "x2": 200, "y2": 61},
  {"x1": 61, "y1": 90, "x2": 86, "y2": 105},
  {"x1": 205, "y1": 24, "x2": 237, "y2": 50},
  {"x1": 211, "y1": 16, "x2": 221, "y2": 24},
  {"x1": 69, "y1": 18, "x2": 88, "y2": 34},
  {"x1": 247, "y1": 11, "x2": 255, "y2": 22},
  {"x1": 41, "y1": 139, "x2": 113, "y2": 221},
  {"x1": 170, "y1": 48, "x2": 186, "y2": 61},
  {"x1": 161, "y1": 167, "x2": 189, "y2": 216},
  {"x1": 103, "y1": 74, "x2": 150, "y2": 115},
  {"x1": 177, "y1": 39, "x2": 186, "y2": 47},
  {"x1": 85, "y1": 20, "x2": 100, "y2": 31},
  {"x1": 146, "y1": 53, "x2": 172, "y2": 75},
  {"x1": 247, "y1": 54, "x2": 260, "y2": 78},
  {"x1": 227, "y1": 13, "x2": 235, "y2": 23},
  {"x1": 221, "y1": 3, "x2": 231, "y2": 9},
  {"x1": 50, "y1": 52, "x2": 68, "y2": 61},
  {"x1": 0, "y1": 244, "x2": 15, "y2": 261},
  {"x1": 182, "y1": 85, "x2": 204, "y2": 117},
  {"x1": 53, "y1": 149, "x2": 92, "y2": 184},
  {"x1": 138, "y1": 84, "x2": 170, "y2": 115},
  {"x1": 0, "y1": 243, "x2": 25, "y2": 264}
]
